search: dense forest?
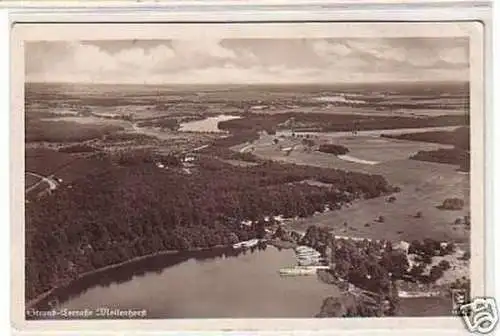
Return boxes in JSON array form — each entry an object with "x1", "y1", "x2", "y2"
[{"x1": 25, "y1": 155, "x2": 394, "y2": 301}]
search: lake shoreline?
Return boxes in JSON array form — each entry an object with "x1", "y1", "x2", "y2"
[{"x1": 26, "y1": 244, "x2": 232, "y2": 311}]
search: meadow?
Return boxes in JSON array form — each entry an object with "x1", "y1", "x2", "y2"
[{"x1": 239, "y1": 132, "x2": 469, "y2": 244}]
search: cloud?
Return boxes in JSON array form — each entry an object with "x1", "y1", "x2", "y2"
[
  {"x1": 26, "y1": 38, "x2": 469, "y2": 84},
  {"x1": 345, "y1": 40, "x2": 406, "y2": 62},
  {"x1": 171, "y1": 39, "x2": 236, "y2": 59},
  {"x1": 311, "y1": 40, "x2": 352, "y2": 57},
  {"x1": 438, "y1": 47, "x2": 468, "y2": 65}
]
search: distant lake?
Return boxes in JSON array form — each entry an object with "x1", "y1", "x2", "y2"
[
  {"x1": 37, "y1": 246, "x2": 340, "y2": 319},
  {"x1": 179, "y1": 114, "x2": 241, "y2": 133}
]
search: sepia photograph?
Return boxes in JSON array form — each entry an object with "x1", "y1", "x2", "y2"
[{"x1": 11, "y1": 21, "x2": 486, "y2": 330}]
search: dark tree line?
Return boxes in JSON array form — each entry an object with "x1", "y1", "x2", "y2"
[
  {"x1": 382, "y1": 126, "x2": 470, "y2": 171},
  {"x1": 381, "y1": 126, "x2": 469, "y2": 151},
  {"x1": 103, "y1": 132, "x2": 157, "y2": 142},
  {"x1": 218, "y1": 112, "x2": 468, "y2": 134},
  {"x1": 438, "y1": 198, "x2": 465, "y2": 210},
  {"x1": 318, "y1": 144, "x2": 350, "y2": 156},
  {"x1": 58, "y1": 144, "x2": 100, "y2": 153},
  {"x1": 410, "y1": 148, "x2": 470, "y2": 171},
  {"x1": 26, "y1": 120, "x2": 123, "y2": 143},
  {"x1": 25, "y1": 156, "x2": 393, "y2": 301},
  {"x1": 136, "y1": 118, "x2": 179, "y2": 130}
]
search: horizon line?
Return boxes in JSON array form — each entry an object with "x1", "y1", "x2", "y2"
[{"x1": 25, "y1": 80, "x2": 470, "y2": 86}]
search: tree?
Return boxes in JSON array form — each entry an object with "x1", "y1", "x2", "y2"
[
  {"x1": 438, "y1": 260, "x2": 451, "y2": 271},
  {"x1": 460, "y1": 251, "x2": 471, "y2": 260},
  {"x1": 253, "y1": 220, "x2": 267, "y2": 239},
  {"x1": 439, "y1": 198, "x2": 465, "y2": 210},
  {"x1": 381, "y1": 251, "x2": 409, "y2": 279},
  {"x1": 429, "y1": 266, "x2": 444, "y2": 282},
  {"x1": 408, "y1": 264, "x2": 425, "y2": 279},
  {"x1": 318, "y1": 144, "x2": 349, "y2": 155}
]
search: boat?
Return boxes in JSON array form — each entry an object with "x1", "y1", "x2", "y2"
[
  {"x1": 295, "y1": 245, "x2": 314, "y2": 252},
  {"x1": 232, "y1": 238, "x2": 261, "y2": 249},
  {"x1": 297, "y1": 255, "x2": 322, "y2": 261},
  {"x1": 232, "y1": 242, "x2": 246, "y2": 249},
  {"x1": 279, "y1": 267, "x2": 318, "y2": 276},
  {"x1": 279, "y1": 265, "x2": 330, "y2": 276},
  {"x1": 245, "y1": 239, "x2": 260, "y2": 247},
  {"x1": 296, "y1": 251, "x2": 322, "y2": 258},
  {"x1": 297, "y1": 258, "x2": 321, "y2": 263},
  {"x1": 297, "y1": 258, "x2": 325, "y2": 266},
  {"x1": 296, "y1": 254, "x2": 322, "y2": 260},
  {"x1": 297, "y1": 260, "x2": 318, "y2": 266}
]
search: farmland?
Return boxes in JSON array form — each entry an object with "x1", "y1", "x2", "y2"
[{"x1": 234, "y1": 131, "x2": 469, "y2": 244}]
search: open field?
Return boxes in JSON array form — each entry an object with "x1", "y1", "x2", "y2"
[
  {"x1": 320, "y1": 135, "x2": 450, "y2": 163},
  {"x1": 237, "y1": 132, "x2": 469, "y2": 244},
  {"x1": 286, "y1": 184, "x2": 469, "y2": 243},
  {"x1": 236, "y1": 132, "x2": 456, "y2": 169}
]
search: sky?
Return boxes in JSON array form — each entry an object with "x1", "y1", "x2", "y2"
[{"x1": 25, "y1": 38, "x2": 469, "y2": 85}]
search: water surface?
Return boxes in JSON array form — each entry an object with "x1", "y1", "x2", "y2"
[
  {"x1": 47, "y1": 246, "x2": 340, "y2": 319},
  {"x1": 178, "y1": 115, "x2": 241, "y2": 133}
]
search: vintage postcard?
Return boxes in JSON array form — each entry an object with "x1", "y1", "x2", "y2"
[{"x1": 10, "y1": 20, "x2": 488, "y2": 334}]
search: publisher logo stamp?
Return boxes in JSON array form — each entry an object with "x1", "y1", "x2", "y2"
[{"x1": 457, "y1": 296, "x2": 498, "y2": 334}]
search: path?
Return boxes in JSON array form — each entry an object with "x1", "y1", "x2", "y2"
[{"x1": 26, "y1": 172, "x2": 58, "y2": 193}]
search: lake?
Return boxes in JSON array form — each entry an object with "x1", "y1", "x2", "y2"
[
  {"x1": 178, "y1": 114, "x2": 241, "y2": 133},
  {"x1": 35, "y1": 246, "x2": 340, "y2": 319}
]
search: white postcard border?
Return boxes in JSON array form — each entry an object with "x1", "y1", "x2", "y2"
[{"x1": 10, "y1": 20, "x2": 486, "y2": 334}]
